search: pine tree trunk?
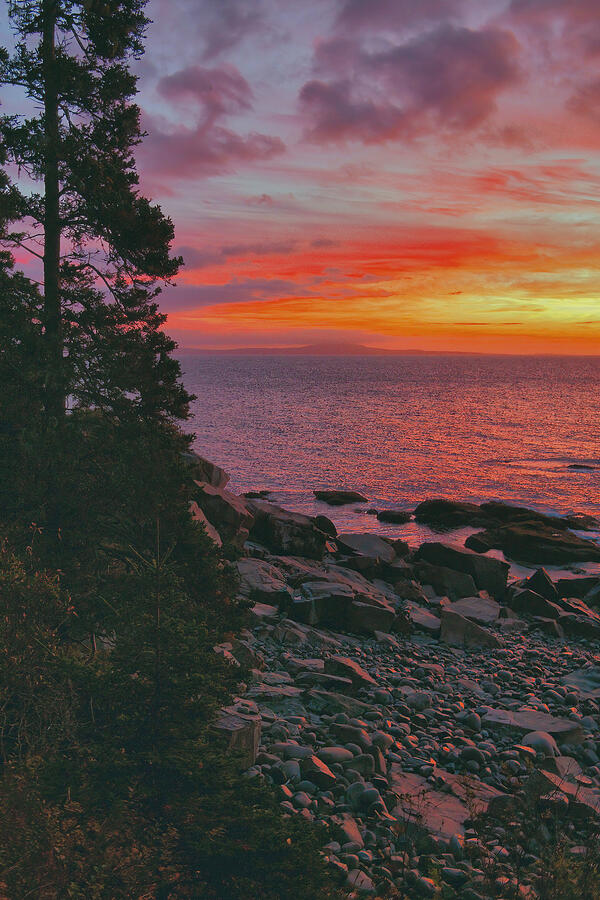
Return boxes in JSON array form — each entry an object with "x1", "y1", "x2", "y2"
[{"x1": 42, "y1": 0, "x2": 63, "y2": 423}]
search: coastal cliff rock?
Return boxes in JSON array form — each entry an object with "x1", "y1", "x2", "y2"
[
  {"x1": 466, "y1": 520, "x2": 600, "y2": 564},
  {"x1": 246, "y1": 499, "x2": 329, "y2": 559}
]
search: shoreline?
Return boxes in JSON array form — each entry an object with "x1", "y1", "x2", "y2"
[{"x1": 194, "y1": 453, "x2": 600, "y2": 898}]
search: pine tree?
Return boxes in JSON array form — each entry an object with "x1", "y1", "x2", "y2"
[{"x1": 0, "y1": 0, "x2": 189, "y2": 428}]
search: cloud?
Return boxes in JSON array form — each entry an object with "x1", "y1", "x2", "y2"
[
  {"x1": 157, "y1": 64, "x2": 253, "y2": 115},
  {"x1": 178, "y1": 241, "x2": 297, "y2": 269},
  {"x1": 160, "y1": 277, "x2": 318, "y2": 310},
  {"x1": 300, "y1": 25, "x2": 520, "y2": 143},
  {"x1": 142, "y1": 63, "x2": 285, "y2": 178},
  {"x1": 195, "y1": 0, "x2": 267, "y2": 60},
  {"x1": 335, "y1": 0, "x2": 465, "y2": 32}
]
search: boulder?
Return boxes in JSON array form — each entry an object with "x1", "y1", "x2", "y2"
[
  {"x1": 291, "y1": 580, "x2": 355, "y2": 626},
  {"x1": 390, "y1": 765, "x2": 504, "y2": 840},
  {"x1": 481, "y1": 708, "x2": 584, "y2": 743},
  {"x1": 193, "y1": 482, "x2": 253, "y2": 545},
  {"x1": 447, "y1": 596, "x2": 501, "y2": 626},
  {"x1": 523, "y1": 568, "x2": 559, "y2": 602},
  {"x1": 214, "y1": 701, "x2": 261, "y2": 769},
  {"x1": 414, "y1": 542, "x2": 509, "y2": 598},
  {"x1": 324, "y1": 655, "x2": 377, "y2": 689},
  {"x1": 183, "y1": 451, "x2": 230, "y2": 488},
  {"x1": 584, "y1": 581, "x2": 600, "y2": 607},
  {"x1": 465, "y1": 522, "x2": 600, "y2": 565},
  {"x1": 414, "y1": 499, "x2": 486, "y2": 529},
  {"x1": 509, "y1": 588, "x2": 563, "y2": 619},
  {"x1": 414, "y1": 561, "x2": 477, "y2": 600},
  {"x1": 562, "y1": 666, "x2": 600, "y2": 700},
  {"x1": 247, "y1": 499, "x2": 328, "y2": 559},
  {"x1": 336, "y1": 532, "x2": 396, "y2": 564},
  {"x1": 557, "y1": 575, "x2": 600, "y2": 600},
  {"x1": 300, "y1": 755, "x2": 337, "y2": 789},
  {"x1": 440, "y1": 609, "x2": 503, "y2": 649},
  {"x1": 376, "y1": 508, "x2": 411, "y2": 524},
  {"x1": 314, "y1": 489, "x2": 368, "y2": 506},
  {"x1": 237, "y1": 558, "x2": 292, "y2": 606},
  {"x1": 414, "y1": 498, "x2": 598, "y2": 535},
  {"x1": 346, "y1": 599, "x2": 396, "y2": 634},
  {"x1": 407, "y1": 603, "x2": 441, "y2": 635},
  {"x1": 189, "y1": 501, "x2": 222, "y2": 547}
]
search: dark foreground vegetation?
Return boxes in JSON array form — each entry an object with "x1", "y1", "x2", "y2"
[{"x1": 0, "y1": 2, "x2": 337, "y2": 896}]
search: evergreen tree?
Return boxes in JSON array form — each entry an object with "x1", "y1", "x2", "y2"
[{"x1": 0, "y1": 0, "x2": 189, "y2": 428}]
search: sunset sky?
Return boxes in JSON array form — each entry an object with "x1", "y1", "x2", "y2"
[{"x1": 5, "y1": 0, "x2": 600, "y2": 353}]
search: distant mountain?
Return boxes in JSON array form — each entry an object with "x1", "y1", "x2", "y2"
[{"x1": 183, "y1": 342, "x2": 478, "y2": 356}]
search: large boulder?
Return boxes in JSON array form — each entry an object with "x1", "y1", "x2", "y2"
[
  {"x1": 346, "y1": 599, "x2": 396, "y2": 634},
  {"x1": 183, "y1": 451, "x2": 230, "y2": 488},
  {"x1": 247, "y1": 499, "x2": 328, "y2": 559},
  {"x1": 414, "y1": 498, "x2": 597, "y2": 534},
  {"x1": 324, "y1": 655, "x2": 377, "y2": 689},
  {"x1": 414, "y1": 499, "x2": 486, "y2": 529},
  {"x1": 481, "y1": 707, "x2": 584, "y2": 743},
  {"x1": 214, "y1": 700, "x2": 261, "y2": 769},
  {"x1": 414, "y1": 561, "x2": 477, "y2": 600},
  {"x1": 376, "y1": 509, "x2": 411, "y2": 524},
  {"x1": 337, "y1": 532, "x2": 396, "y2": 564},
  {"x1": 237, "y1": 558, "x2": 292, "y2": 606},
  {"x1": 557, "y1": 575, "x2": 600, "y2": 600},
  {"x1": 414, "y1": 542, "x2": 509, "y2": 598},
  {"x1": 509, "y1": 588, "x2": 564, "y2": 619},
  {"x1": 440, "y1": 609, "x2": 503, "y2": 649},
  {"x1": 291, "y1": 580, "x2": 355, "y2": 626},
  {"x1": 314, "y1": 489, "x2": 368, "y2": 506},
  {"x1": 447, "y1": 596, "x2": 501, "y2": 625},
  {"x1": 193, "y1": 482, "x2": 253, "y2": 546},
  {"x1": 465, "y1": 522, "x2": 600, "y2": 565}
]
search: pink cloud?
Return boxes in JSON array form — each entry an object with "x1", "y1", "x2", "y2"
[{"x1": 157, "y1": 64, "x2": 253, "y2": 115}]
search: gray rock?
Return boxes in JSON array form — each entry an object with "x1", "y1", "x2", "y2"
[{"x1": 440, "y1": 609, "x2": 503, "y2": 649}]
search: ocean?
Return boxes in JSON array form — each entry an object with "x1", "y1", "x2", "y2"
[{"x1": 180, "y1": 352, "x2": 600, "y2": 572}]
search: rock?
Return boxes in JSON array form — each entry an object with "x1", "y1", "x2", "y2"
[
  {"x1": 556, "y1": 575, "x2": 600, "y2": 600},
  {"x1": 214, "y1": 701, "x2": 261, "y2": 769},
  {"x1": 248, "y1": 601, "x2": 279, "y2": 623},
  {"x1": 306, "y1": 690, "x2": 377, "y2": 718},
  {"x1": 314, "y1": 489, "x2": 368, "y2": 506},
  {"x1": 521, "y1": 731, "x2": 559, "y2": 758},
  {"x1": 407, "y1": 603, "x2": 441, "y2": 635},
  {"x1": 376, "y1": 509, "x2": 411, "y2": 524},
  {"x1": 346, "y1": 599, "x2": 396, "y2": 635},
  {"x1": 314, "y1": 514, "x2": 337, "y2": 537},
  {"x1": 182, "y1": 451, "x2": 230, "y2": 488},
  {"x1": 414, "y1": 542, "x2": 509, "y2": 598},
  {"x1": 189, "y1": 501, "x2": 223, "y2": 547},
  {"x1": 533, "y1": 769, "x2": 600, "y2": 820},
  {"x1": 447, "y1": 596, "x2": 501, "y2": 625},
  {"x1": 481, "y1": 708, "x2": 585, "y2": 743},
  {"x1": 523, "y1": 568, "x2": 559, "y2": 602},
  {"x1": 337, "y1": 532, "x2": 396, "y2": 564},
  {"x1": 317, "y1": 746, "x2": 355, "y2": 765},
  {"x1": 509, "y1": 589, "x2": 563, "y2": 619},
  {"x1": 300, "y1": 754, "x2": 337, "y2": 789},
  {"x1": 324, "y1": 655, "x2": 377, "y2": 689},
  {"x1": 247, "y1": 499, "x2": 328, "y2": 559},
  {"x1": 562, "y1": 666, "x2": 600, "y2": 699},
  {"x1": 346, "y1": 869, "x2": 374, "y2": 893},
  {"x1": 389, "y1": 765, "x2": 504, "y2": 840},
  {"x1": 466, "y1": 521, "x2": 600, "y2": 565},
  {"x1": 237, "y1": 557, "x2": 292, "y2": 606},
  {"x1": 193, "y1": 482, "x2": 253, "y2": 545},
  {"x1": 583, "y1": 581, "x2": 600, "y2": 607},
  {"x1": 336, "y1": 814, "x2": 364, "y2": 848},
  {"x1": 414, "y1": 499, "x2": 486, "y2": 528},
  {"x1": 414, "y1": 561, "x2": 478, "y2": 600},
  {"x1": 440, "y1": 609, "x2": 503, "y2": 649},
  {"x1": 292, "y1": 580, "x2": 355, "y2": 626}
]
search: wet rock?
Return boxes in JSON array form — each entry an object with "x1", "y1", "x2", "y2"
[
  {"x1": 407, "y1": 603, "x2": 441, "y2": 635},
  {"x1": 466, "y1": 521, "x2": 600, "y2": 565},
  {"x1": 509, "y1": 588, "x2": 564, "y2": 619},
  {"x1": 557, "y1": 575, "x2": 600, "y2": 600},
  {"x1": 523, "y1": 568, "x2": 559, "y2": 602},
  {"x1": 414, "y1": 499, "x2": 485, "y2": 528},
  {"x1": 314, "y1": 489, "x2": 368, "y2": 506},
  {"x1": 376, "y1": 509, "x2": 411, "y2": 524}
]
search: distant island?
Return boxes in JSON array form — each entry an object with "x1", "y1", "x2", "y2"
[{"x1": 181, "y1": 342, "x2": 478, "y2": 356}]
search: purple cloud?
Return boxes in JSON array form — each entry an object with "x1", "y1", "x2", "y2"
[
  {"x1": 336, "y1": 0, "x2": 465, "y2": 32},
  {"x1": 196, "y1": 0, "x2": 266, "y2": 61},
  {"x1": 157, "y1": 64, "x2": 253, "y2": 115},
  {"x1": 301, "y1": 24, "x2": 520, "y2": 143},
  {"x1": 178, "y1": 241, "x2": 297, "y2": 269},
  {"x1": 160, "y1": 277, "x2": 318, "y2": 310}
]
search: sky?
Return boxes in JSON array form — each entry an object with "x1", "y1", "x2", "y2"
[{"x1": 4, "y1": 0, "x2": 600, "y2": 353}]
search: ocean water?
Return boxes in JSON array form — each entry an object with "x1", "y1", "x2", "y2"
[{"x1": 180, "y1": 353, "x2": 600, "y2": 569}]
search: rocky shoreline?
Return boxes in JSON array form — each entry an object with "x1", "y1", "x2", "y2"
[{"x1": 191, "y1": 454, "x2": 600, "y2": 899}]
